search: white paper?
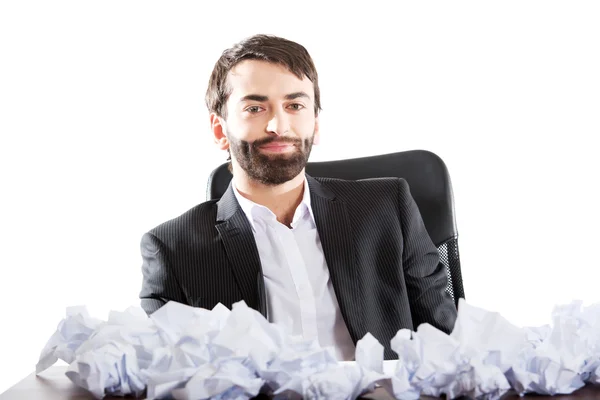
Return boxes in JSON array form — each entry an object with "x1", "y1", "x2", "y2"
[
  {"x1": 36, "y1": 298, "x2": 600, "y2": 399},
  {"x1": 36, "y1": 306, "x2": 104, "y2": 374}
]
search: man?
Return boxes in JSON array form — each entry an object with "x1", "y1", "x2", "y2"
[{"x1": 139, "y1": 34, "x2": 457, "y2": 360}]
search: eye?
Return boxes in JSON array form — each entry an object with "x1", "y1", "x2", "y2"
[
  {"x1": 245, "y1": 106, "x2": 264, "y2": 114},
  {"x1": 288, "y1": 103, "x2": 305, "y2": 111}
]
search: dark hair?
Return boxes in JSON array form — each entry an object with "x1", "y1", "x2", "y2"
[{"x1": 205, "y1": 34, "x2": 322, "y2": 120}]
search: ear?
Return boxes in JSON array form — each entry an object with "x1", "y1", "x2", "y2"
[
  {"x1": 210, "y1": 113, "x2": 229, "y2": 151},
  {"x1": 312, "y1": 115, "x2": 321, "y2": 145}
]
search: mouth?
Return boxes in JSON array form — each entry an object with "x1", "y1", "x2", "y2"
[{"x1": 258, "y1": 143, "x2": 296, "y2": 153}]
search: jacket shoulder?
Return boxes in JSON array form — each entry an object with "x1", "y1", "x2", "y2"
[{"x1": 148, "y1": 200, "x2": 219, "y2": 244}]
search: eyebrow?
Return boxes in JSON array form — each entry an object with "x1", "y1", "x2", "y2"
[{"x1": 238, "y1": 91, "x2": 310, "y2": 103}]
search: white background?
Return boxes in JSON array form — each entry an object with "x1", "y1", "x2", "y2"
[{"x1": 1, "y1": 0, "x2": 599, "y2": 393}]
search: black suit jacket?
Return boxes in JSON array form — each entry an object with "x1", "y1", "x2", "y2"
[{"x1": 139, "y1": 175, "x2": 457, "y2": 359}]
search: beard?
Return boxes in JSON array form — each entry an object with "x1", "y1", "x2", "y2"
[{"x1": 227, "y1": 130, "x2": 315, "y2": 186}]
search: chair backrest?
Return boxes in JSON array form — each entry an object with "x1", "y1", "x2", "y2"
[{"x1": 206, "y1": 150, "x2": 465, "y2": 307}]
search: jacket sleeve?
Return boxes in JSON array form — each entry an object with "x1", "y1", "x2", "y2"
[
  {"x1": 397, "y1": 178, "x2": 457, "y2": 333},
  {"x1": 138, "y1": 232, "x2": 187, "y2": 315}
]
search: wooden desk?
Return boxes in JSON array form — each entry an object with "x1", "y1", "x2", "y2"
[
  {"x1": 2, "y1": 366, "x2": 600, "y2": 400},
  {"x1": 0, "y1": 367, "x2": 106, "y2": 400},
  {"x1": 0, "y1": 367, "x2": 390, "y2": 400}
]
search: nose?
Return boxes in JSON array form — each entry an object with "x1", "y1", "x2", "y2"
[{"x1": 266, "y1": 110, "x2": 290, "y2": 136}]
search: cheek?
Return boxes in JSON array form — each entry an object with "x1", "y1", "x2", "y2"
[
  {"x1": 294, "y1": 116, "x2": 317, "y2": 134},
  {"x1": 227, "y1": 117, "x2": 262, "y2": 140}
]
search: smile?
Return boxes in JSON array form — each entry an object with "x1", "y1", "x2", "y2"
[{"x1": 258, "y1": 144, "x2": 295, "y2": 153}]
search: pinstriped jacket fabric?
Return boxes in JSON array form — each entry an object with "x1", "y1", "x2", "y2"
[{"x1": 139, "y1": 174, "x2": 457, "y2": 359}]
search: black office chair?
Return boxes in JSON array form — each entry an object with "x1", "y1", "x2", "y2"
[{"x1": 206, "y1": 150, "x2": 465, "y2": 308}]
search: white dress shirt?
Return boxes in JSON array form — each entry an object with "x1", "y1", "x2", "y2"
[{"x1": 232, "y1": 178, "x2": 356, "y2": 361}]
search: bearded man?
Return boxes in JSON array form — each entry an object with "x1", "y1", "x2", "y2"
[{"x1": 139, "y1": 34, "x2": 457, "y2": 360}]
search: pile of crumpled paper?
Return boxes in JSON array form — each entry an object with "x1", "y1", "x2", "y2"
[{"x1": 36, "y1": 299, "x2": 600, "y2": 399}]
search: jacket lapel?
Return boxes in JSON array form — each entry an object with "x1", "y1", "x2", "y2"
[
  {"x1": 307, "y1": 175, "x2": 365, "y2": 343},
  {"x1": 215, "y1": 183, "x2": 267, "y2": 317}
]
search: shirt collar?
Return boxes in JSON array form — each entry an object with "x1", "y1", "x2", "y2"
[{"x1": 232, "y1": 176, "x2": 315, "y2": 231}]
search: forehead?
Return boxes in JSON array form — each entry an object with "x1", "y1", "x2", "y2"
[{"x1": 227, "y1": 60, "x2": 314, "y2": 100}]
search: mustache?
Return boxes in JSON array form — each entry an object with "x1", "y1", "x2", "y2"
[{"x1": 251, "y1": 136, "x2": 302, "y2": 147}]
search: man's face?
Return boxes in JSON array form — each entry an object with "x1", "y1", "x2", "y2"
[{"x1": 218, "y1": 60, "x2": 319, "y2": 186}]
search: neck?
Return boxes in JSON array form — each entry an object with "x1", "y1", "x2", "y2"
[{"x1": 233, "y1": 168, "x2": 306, "y2": 228}]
